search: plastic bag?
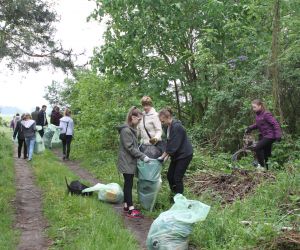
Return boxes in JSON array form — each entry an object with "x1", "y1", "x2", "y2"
[
  {"x1": 34, "y1": 132, "x2": 45, "y2": 154},
  {"x1": 82, "y1": 183, "x2": 123, "y2": 204},
  {"x1": 43, "y1": 126, "x2": 55, "y2": 148},
  {"x1": 137, "y1": 160, "x2": 162, "y2": 211},
  {"x1": 146, "y1": 194, "x2": 210, "y2": 250},
  {"x1": 139, "y1": 144, "x2": 162, "y2": 158},
  {"x1": 51, "y1": 126, "x2": 61, "y2": 148}
]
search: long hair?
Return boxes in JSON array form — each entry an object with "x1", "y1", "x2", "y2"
[
  {"x1": 126, "y1": 106, "x2": 142, "y2": 127},
  {"x1": 252, "y1": 99, "x2": 266, "y2": 111}
]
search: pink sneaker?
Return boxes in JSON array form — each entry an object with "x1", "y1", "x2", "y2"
[{"x1": 126, "y1": 209, "x2": 143, "y2": 218}]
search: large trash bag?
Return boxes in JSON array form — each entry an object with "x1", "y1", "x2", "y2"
[
  {"x1": 34, "y1": 131, "x2": 45, "y2": 154},
  {"x1": 137, "y1": 159, "x2": 162, "y2": 211},
  {"x1": 43, "y1": 126, "x2": 55, "y2": 148},
  {"x1": 51, "y1": 126, "x2": 62, "y2": 148},
  {"x1": 82, "y1": 183, "x2": 123, "y2": 204},
  {"x1": 146, "y1": 194, "x2": 210, "y2": 250}
]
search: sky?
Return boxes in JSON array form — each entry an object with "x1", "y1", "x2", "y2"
[{"x1": 0, "y1": 0, "x2": 106, "y2": 113}]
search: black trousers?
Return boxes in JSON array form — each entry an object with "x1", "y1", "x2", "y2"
[
  {"x1": 18, "y1": 138, "x2": 27, "y2": 158},
  {"x1": 62, "y1": 135, "x2": 73, "y2": 159},
  {"x1": 123, "y1": 173, "x2": 134, "y2": 207},
  {"x1": 167, "y1": 154, "x2": 193, "y2": 194},
  {"x1": 38, "y1": 127, "x2": 44, "y2": 138},
  {"x1": 254, "y1": 137, "x2": 275, "y2": 169}
]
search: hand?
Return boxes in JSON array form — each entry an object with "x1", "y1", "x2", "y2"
[
  {"x1": 149, "y1": 137, "x2": 158, "y2": 145},
  {"x1": 245, "y1": 127, "x2": 251, "y2": 134},
  {"x1": 143, "y1": 156, "x2": 150, "y2": 163},
  {"x1": 157, "y1": 156, "x2": 164, "y2": 163}
]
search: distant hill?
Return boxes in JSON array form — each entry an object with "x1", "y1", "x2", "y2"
[{"x1": 0, "y1": 106, "x2": 24, "y2": 116}]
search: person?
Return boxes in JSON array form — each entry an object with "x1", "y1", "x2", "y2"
[
  {"x1": 21, "y1": 113, "x2": 36, "y2": 161},
  {"x1": 245, "y1": 99, "x2": 282, "y2": 170},
  {"x1": 157, "y1": 108, "x2": 193, "y2": 200},
  {"x1": 13, "y1": 114, "x2": 28, "y2": 159},
  {"x1": 10, "y1": 116, "x2": 15, "y2": 131},
  {"x1": 117, "y1": 106, "x2": 150, "y2": 218},
  {"x1": 31, "y1": 106, "x2": 40, "y2": 122},
  {"x1": 59, "y1": 108, "x2": 74, "y2": 160},
  {"x1": 50, "y1": 106, "x2": 62, "y2": 126},
  {"x1": 37, "y1": 105, "x2": 48, "y2": 137},
  {"x1": 13, "y1": 113, "x2": 21, "y2": 131}
]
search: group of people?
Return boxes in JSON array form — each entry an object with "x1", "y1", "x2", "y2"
[
  {"x1": 117, "y1": 97, "x2": 281, "y2": 218},
  {"x1": 12, "y1": 105, "x2": 74, "y2": 161}
]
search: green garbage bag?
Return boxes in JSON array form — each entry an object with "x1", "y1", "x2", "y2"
[
  {"x1": 146, "y1": 194, "x2": 210, "y2": 250},
  {"x1": 43, "y1": 127, "x2": 54, "y2": 148},
  {"x1": 34, "y1": 132, "x2": 45, "y2": 154},
  {"x1": 137, "y1": 159, "x2": 162, "y2": 211},
  {"x1": 82, "y1": 183, "x2": 123, "y2": 204},
  {"x1": 51, "y1": 127, "x2": 61, "y2": 148}
]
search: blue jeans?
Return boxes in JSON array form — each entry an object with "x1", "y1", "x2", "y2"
[{"x1": 25, "y1": 137, "x2": 36, "y2": 160}]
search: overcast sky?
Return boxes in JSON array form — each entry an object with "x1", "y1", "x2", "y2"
[{"x1": 0, "y1": 0, "x2": 106, "y2": 113}]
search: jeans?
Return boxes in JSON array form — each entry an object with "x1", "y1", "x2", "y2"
[
  {"x1": 254, "y1": 137, "x2": 275, "y2": 169},
  {"x1": 62, "y1": 135, "x2": 73, "y2": 159},
  {"x1": 167, "y1": 154, "x2": 193, "y2": 194},
  {"x1": 18, "y1": 138, "x2": 27, "y2": 158},
  {"x1": 25, "y1": 137, "x2": 36, "y2": 160},
  {"x1": 123, "y1": 173, "x2": 134, "y2": 207}
]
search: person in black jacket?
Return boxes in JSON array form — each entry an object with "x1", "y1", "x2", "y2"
[
  {"x1": 50, "y1": 106, "x2": 62, "y2": 126},
  {"x1": 157, "y1": 108, "x2": 193, "y2": 198},
  {"x1": 37, "y1": 105, "x2": 48, "y2": 137},
  {"x1": 13, "y1": 114, "x2": 28, "y2": 159}
]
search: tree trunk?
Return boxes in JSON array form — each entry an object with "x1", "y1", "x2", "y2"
[
  {"x1": 269, "y1": 0, "x2": 284, "y2": 123},
  {"x1": 173, "y1": 80, "x2": 182, "y2": 121}
]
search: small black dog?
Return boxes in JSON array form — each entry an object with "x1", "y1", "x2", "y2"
[{"x1": 65, "y1": 177, "x2": 93, "y2": 196}]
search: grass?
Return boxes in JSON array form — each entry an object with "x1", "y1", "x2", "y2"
[
  {"x1": 0, "y1": 128, "x2": 19, "y2": 249},
  {"x1": 31, "y1": 150, "x2": 139, "y2": 250}
]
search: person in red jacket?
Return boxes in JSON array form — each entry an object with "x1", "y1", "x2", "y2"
[{"x1": 245, "y1": 99, "x2": 282, "y2": 169}]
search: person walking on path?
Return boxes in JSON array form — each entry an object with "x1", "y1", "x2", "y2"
[
  {"x1": 13, "y1": 113, "x2": 21, "y2": 131},
  {"x1": 13, "y1": 114, "x2": 28, "y2": 159},
  {"x1": 117, "y1": 106, "x2": 150, "y2": 218},
  {"x1": 37, "y1": 105, "x2": 48, "y2": 137},
  {"x1": 50, "y1": 106, "x2": 62, "y2": 126},
  {"x1": 245, "y1": 99, "x2": 282, "y2": 170},
  {"x1": 21, "y1": 113, "x2": 36, "y2": 161},
  {"x1": 59, "y1": 108, "x2": 74, "y2": 160},
  {"x1": 157, "y1": 108, "x2": 193, "y2": 200},
  {"x1": 31, "y1": 106, "x2": 40, "y2": 123}
]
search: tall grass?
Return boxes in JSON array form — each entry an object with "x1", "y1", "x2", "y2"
[
  {"x1": 31, "y1": 150, "x2": 139, "y2": 250},
  {"x1": 0, "y1": 129, "x2": 19, "y2": 249}
]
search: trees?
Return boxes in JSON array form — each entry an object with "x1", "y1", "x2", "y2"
[{"x1": 0, "y1": 0, "x2": 73, "y2": 71}]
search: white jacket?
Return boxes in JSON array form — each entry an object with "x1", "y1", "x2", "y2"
[
  {"x1": 137, "y1": 107, "x2": 162, "y2": 145},
  {"x1": 59, "y1": 116, "x2": 74, "y2": 136}
]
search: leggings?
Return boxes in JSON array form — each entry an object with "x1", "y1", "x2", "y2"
[
  {"x1": 123, "y1": 173, "x2": 134, "y2": 207},
  {"x1": 18, "y1": 138, "x2": 27, "y2": 158},
  {"x1": 167, "y1": 154, "x2": 193, "y2": 194},
  {"x1": 254, "y1": 137, "x2": 275, "y2": 169},
  {"x1": 62, "y1": 135, "x2": 73, "y2": 159}
]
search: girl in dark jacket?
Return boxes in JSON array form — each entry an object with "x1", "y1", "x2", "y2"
[
  {"x1": 158, "y1": 108, "x2": 193, "y2": 198},
  {"x1": 13, "y1": 114, "x2": 28, "y2": 159},
  {"x1": 117, "y1": 107, "x2": 150, "y2": 218},
  {"x1": 246, "y1": 99, "x2": 282, "y2": 169}
]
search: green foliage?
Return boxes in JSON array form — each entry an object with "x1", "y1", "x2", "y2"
[{"x1": 0, "y1": 130, "x2": 19, "y2": 248}]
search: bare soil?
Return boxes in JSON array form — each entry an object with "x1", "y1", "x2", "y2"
[{"x1": 13, "y1": 147, "x2": 51, "y2": 250}]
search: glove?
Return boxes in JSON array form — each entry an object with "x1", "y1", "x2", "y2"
[
  {"x1": 157, "y1": 156, "x2": 164, "y2": 163},
  {"x1": 149, "y1": 137, "x2": 158, "y2": 145},
  {"x1": 275, "y1": 137, "x2": 281, "y2": 142},
  {"x1": 245, "y1": 127, "x2": 251, "y2": 134},
  {"x1": 143, "y1": 156, "x2": 150, "y2": 163}
]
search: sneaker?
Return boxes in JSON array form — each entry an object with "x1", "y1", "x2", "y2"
[
  {"x1": 123, "y1": 207, "x2": 129, "y2": 213},
  {"x1": 126, "y1": 209, "x2": 143, "y2": 218}
]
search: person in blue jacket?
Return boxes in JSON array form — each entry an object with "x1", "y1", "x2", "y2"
[{"x1": 157, "y1": 108, "x2": 193, "y2": 199}]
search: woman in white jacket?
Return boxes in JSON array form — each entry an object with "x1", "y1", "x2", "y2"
[
  {"x1": 137, "y1": 96, "x2": 163, "y2": 157},
  {"x1": 59, "y1": 108, "x2": 74, "y2": 160}
]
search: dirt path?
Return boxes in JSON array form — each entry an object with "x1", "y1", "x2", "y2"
[
  {"x1": 13, "y1": 147, "x2": 51, "y2": 250},
  {"x1": 53, "y1": 149, "x2": 153, "y2": 250}
]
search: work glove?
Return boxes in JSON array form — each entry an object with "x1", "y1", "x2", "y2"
[
  {"x1": 143, "y1": 156, "x2": 150, "y2": 163},
  {"x1": 245, "y1": 127, "x2": 251, "y2": 134},
  {"x1": 157, "y1": 156, "x2": 164, "y2": 163},
  {"x1": 149, "y1": 137, "x2": 158, "y2": 145}
]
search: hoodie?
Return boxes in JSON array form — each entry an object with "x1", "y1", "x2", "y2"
[
  {"x1": 59, "y1": 116, "x2": 74, "y2": 136},
  {"x1": 166, "y1": 120, "x2": 193, "y2": 160},
  {"x1": 117, "y1": 125, "x2": 146, "y2": 174},
  {"x1": 21, "y1": 120, "x2": 36, "y2": 138}
]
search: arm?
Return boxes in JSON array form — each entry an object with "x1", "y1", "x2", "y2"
[
  {"x1": 13, "y1": 122, "x2": 19, "y2": 138},
  {"x1": 120, "y1": 129, "x2": 146, "y2": 160},
  {"x1": 264, "y1": 112, "x2": 282, "y2": 139},
  {"x1": 166, "y1": 124, "x2": 184, "y2": 156},
  {"x1": 248, "y1": 123, "x2": 258, "y2": 131},
  {"x1": 153, "y1": 114, "x2": 162, "y2": 140}
]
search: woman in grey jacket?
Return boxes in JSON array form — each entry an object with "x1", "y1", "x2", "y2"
[
  {"x1": 59, "y1": 108, "x2": 74, "y2": 160},
  {"x1": 117, "y1": 107, "x2": 150, "y2": 218},
  {"x1": 21, "y1": 113, "x2": 36, "y2": 161}
]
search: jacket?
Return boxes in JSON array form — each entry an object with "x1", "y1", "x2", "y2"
[
  {"x1": 249, "y1": 111, "x2": 282, "y2": 139},
  {"x1": 37, "y1": 110, "x2": 48, "y2": 126},
  {"x1": 59, "y1": 116, "x2": 74, "y2": 136},
  {"x1": 166, "y1": 120, "x2": 193, "y2": 161},
  {"x1": 117, "y1": 125, "x2": 146, "y2": 174},
  {"x1": 13, "y1": 120, "x2": 25, "y2": 140},
  {"x1": 50, "y1": 111, "x2": 62, "y2": 126},
  {"x1": 21, "y1": 120, "x2": 36, "y2": 138},
  {"x1": 31, "y1": 111, "x2": 39, "y2": 122},
  {"x1": 137, "y1": 107, "x2": 162, "y2": 145}
]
